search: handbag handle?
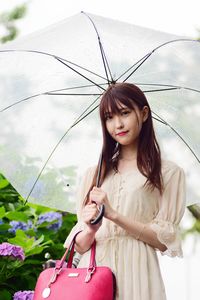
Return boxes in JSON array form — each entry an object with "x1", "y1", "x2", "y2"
[{"x1": 56, "y1": 231, "x2": 96, "y2": 270}]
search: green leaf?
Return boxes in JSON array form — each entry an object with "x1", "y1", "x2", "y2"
[
  {"x1": 8, "y1": 230, "x2": 51, "y2": 256},
  {"x1": 5, "y1": 211, "x2": 28, "y2": 222},
  {"x1": 23, "y1": 258, "x2": 44, "y2": 265},
  {"x1": 28, "y1": 203, "x2": 55, "y2": 214},
  {"x1": 0, "y1": 178, "x2": 9, "y2": 189},
  {"x1": 32, "y1": 234, "x2": 44, "y2": 246},
  {"x1": 0, "y1": 223, "x2": 10, "y2": 230},
  {"x1": 25, "y1": 229, "x2": 36, "y2": 237},
  {"x1": 26, "y1": 245, "x2": 45, "y2": 256},
  {"x1": 7, "y1": 5, "x2": 27, "y2": 21},
  {"x1": 8, "y1": 230, "x2": 34, "y2": 249},
  {"x1": 0, "y1": 290, "x2": 11, "y2": 300},
  {"x1": 0, "y1": 206, "x2": 5, "y2": 218}
]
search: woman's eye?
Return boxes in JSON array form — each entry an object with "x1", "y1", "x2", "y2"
[
  {"x1": 105, "y1": 114, "x2": 113, "y2": 120},
  {"x1": 122, "y1": 110, "x2": 130, "y2": 115}
]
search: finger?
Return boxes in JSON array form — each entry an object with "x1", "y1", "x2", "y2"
[
  {"x1": 92, "y1": 186, "x2": 101, "y2": 192},
  {"x1": 89, "y1": 192, "x2": 99, "y2": 202},
  {"x1": 84, "y1": 205, "x2": 98, "y2": 212},
  {"x1": 83, "y1": 208, "x2": 99, "y2": 222},
  {"x1": 90, "y1": 190, "x2": 99, "y2": 197},
  {"x1": 88, "y1": 203, "x2": 100, "y2": 212},
  {"x1": 92, "y1": 186, "x2": 102, "y2": 193}
]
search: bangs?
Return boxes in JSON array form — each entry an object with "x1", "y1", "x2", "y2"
[{"x1": 100, "y1": 90, "x2": 135, "y2": 119}]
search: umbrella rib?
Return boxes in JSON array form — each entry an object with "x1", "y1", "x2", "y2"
[
  {"x1": 151, "y1": 112, "x2": 168, "y2": 125},
  {"x1": 46, "y1": 93, "x2": 102, "y2": 96},
  {"x1": 137, "y1": 83, "x2": 200, "y2": 94},
  {"x1": 81, "y1": 11, "x2": 114, "y2": 84},
  {"x1": 144, "y1": 87, "x2": 178, "y2": 93},
  {"x1": 0, "y1": 92, "x2": 45, "y2": 112},
  {"x1": 152, "y1": 111, "x2": 200, "y2": 163},
  {"x1": 59, "y1": 58, "x2": 107, "y2": 81},
  {"x1": 99, "y1": 42, "x2": 113, "y2": 83},
  {"x1": 0, "y1": 83, "x2": 106, "y2": 112},
  {"x1": 152, "y1": 116, "x2": 166, "y2": 125},
  {"x1": 0, "y1": 49, "x2": 108, "y2": 82},
  {"x1": 116, "y1": 53, "x2": 152, "y2": 82},
  {"x1": 144, "y1": 87, "x2": 200, "y2": 93},
  {"x1": 134, "y1": 82, "x2": 200, "y2": 92},
  {"x1": 122, "y1": 52, "x2": 153, "y2": 82},
  {"x1": 151, "y1": 38, "x2": 200, "y2": 53},
  {"x1": 46, "y1": 82, "x2": 108, "y2": 93},
  {"x1": 25, "y1": 97, "x2": 101, "y2": 203},
  {"x1": 118, "y1": 38, "x2": 200, "y2": 82},
  {"x1": 55, "y1": 56, "x2": 106, "y2": 91}
]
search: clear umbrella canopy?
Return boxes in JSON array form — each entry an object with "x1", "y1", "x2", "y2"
[{"x1": 0, "y1": 12, "x2": 199, "y2": 212}]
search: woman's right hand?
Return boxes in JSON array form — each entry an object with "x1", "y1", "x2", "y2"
[
  {"x1": 74, "y1": 202, "x2": 101, "y2": 254},
  {"x1": 82, "y1": 202, "x2": 102, "y2": 232}
]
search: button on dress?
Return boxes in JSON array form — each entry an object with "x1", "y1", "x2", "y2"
[{"x1": 64, "y1": 160, "x2": 186, "y2": 300}]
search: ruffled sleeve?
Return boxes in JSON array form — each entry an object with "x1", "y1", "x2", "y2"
[
  {"x1": 149, "y1": 161, "x2": 186, "y2": 257},
  {"x1": 64, "y1": 166, "x2": 96, "y2": 248}
]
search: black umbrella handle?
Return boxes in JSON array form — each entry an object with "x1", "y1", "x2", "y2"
[
  {"x1": 90, "y1": 204, "x2": 105, "y2": 225},
  {"x1": 90, "y1": 152, "x2": 105, "y2": 225}
]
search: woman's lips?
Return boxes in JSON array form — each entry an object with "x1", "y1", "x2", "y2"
[{"x1": 116, "y1": 131, "x2": 128, "y2": 136}]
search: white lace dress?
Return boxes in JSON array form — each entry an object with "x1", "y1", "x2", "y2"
[{"x1": 64, "y1": 160, "x2": 186, "y2": 300}]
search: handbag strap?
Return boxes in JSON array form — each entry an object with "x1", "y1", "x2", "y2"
[
  {"x1": 88, "y1": 240, "x2": 96, "y2": 269},
  {"x1": 56, "y1": 231, "x2": 96, "y2": 270}
]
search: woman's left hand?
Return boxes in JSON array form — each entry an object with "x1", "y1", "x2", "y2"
[{"x1": 89, "y1": 187, "x2": 116, "y2": 220}]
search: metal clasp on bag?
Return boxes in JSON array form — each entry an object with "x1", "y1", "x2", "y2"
[
  {"x1": 49, "y1": 267, "x2": 62, "y2": 284},
  {"x1": 42, "y1": 268, "x2": 63, "y2": 299},
  {"x1": 85, "y1": 266, "x2": 96, "y2": 283}
]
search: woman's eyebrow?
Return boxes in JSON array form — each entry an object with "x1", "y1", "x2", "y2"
[
  {"x1": 118, "y1": 107, "x2": 129, "y2": 111},
  {"x1": 104, "y1": 107, "x2": 129, "y2": 115}
]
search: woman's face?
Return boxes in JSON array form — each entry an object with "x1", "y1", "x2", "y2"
[{"x1": 105, "y1": 102, "x2": 148, "y2": 147}]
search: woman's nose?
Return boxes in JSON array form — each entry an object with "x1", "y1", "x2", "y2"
[{"x1": 115, "y1": 116, "x2": 124, "y2": 128}]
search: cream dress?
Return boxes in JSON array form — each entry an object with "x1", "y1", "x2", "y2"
[{"x1": 64, "y1": 160, "x2": 186, "y2": 300}]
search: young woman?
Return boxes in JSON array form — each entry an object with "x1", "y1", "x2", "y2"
[{"x1": 64, "y1": 83, "x2": 186, "y2": 300}]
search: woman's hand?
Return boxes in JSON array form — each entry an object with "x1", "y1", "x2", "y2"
[
  {"x1": 89, "y1": 187, "x2": 116, "y2": 220},
  {"x1": 81, "y1": 202, "x2": 102, "y2": 233},
  {"x1": 75, "y1": 203, "x2": 101, "y2": 254}
]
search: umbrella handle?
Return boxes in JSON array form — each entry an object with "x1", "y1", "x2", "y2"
[
  {"x1": 90, "y1": 152, "x2": 104, "y2": 225},
  {"x1": 90, "y1": 204, "x2": 105, "y2": 225}
]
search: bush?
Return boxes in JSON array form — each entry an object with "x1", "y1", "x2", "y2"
[{"x1": 0, "y1": 174, "x2": 77, "y2": 300}]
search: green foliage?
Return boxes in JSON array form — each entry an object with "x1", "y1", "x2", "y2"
[
  {"x1": 183, "y1": 204, "x2": 200, "y2": 238},
  {"x1": 0, "y1": 175, "x2": 77, "y2": 299},
  {"x1": 0, "y1": 4, "x2": 27, "y2": 43}
]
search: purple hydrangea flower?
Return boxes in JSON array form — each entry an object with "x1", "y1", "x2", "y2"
[
  {"x1": 9, "y1": 220, "x2": 33, "y2": 234},
  {"x1": 0, "y1": 219, "x2": 3, "y2": 225},
  {"x1": 0, "y1": 242, "x2": 25, "y2": 261},
  {"x1": 37, "y1": 212, "x2": 62, "y2": 231},
  {"x1": 13, "y1": 290, "x2": 34, "y2": 300}
]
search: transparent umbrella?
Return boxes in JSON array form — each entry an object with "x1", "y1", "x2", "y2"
[{"x1": 0, "y1": 12, "x2": 199, "y2": 213}]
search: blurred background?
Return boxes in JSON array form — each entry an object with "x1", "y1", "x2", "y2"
[{"x1": 0, "y1": 1, "x2": 200, "y2": 299}]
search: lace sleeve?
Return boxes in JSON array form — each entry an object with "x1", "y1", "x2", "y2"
[
  {"x1": 150, "y1": 219, "x2": 183, "y2": 257},
  {"x1": 150, "y1": 163, "x2": 186, "y2": 257}
]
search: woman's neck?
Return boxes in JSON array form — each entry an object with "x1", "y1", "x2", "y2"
[
  {"x1": 118, "y1": 147, "x2": 138, "y2": 174},
  {"x1": 120, "y1": 144, "x2": 138, "y2": 161}
]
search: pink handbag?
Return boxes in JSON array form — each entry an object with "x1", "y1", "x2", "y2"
[{"x1": 33, "y1": 232, "x2": 116, "y2": 300}]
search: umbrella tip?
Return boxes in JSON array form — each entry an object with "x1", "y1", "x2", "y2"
[{"x1": 109, "y1": 80, "x2": 117, "y2": 85}]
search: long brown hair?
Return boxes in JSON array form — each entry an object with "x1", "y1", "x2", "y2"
[{"x1": 85, "y1": 82, "x2": 163, "y2": 205}]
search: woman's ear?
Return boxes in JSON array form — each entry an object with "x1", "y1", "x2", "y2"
[{"x1": 142, "y1": 106, "x2": 149, "y2": 122}]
